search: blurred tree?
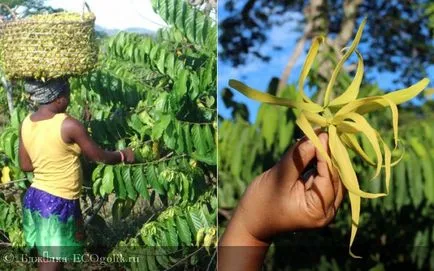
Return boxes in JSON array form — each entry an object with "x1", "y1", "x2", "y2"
[
  {"x1": 219, "y1": 0, "x2": 434, "y2": 92},
  {"x1": 0, "y1": 0, "x2": 26, "y2": 7},
  {"x1": 0, "y1": 0, "x2": 59, "y2": 19}
]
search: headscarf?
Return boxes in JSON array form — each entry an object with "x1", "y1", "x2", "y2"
[{"x1": 23, "y1": 77, "x2": 69, "y2": 104}]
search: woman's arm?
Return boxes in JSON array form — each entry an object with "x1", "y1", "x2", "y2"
[
  {"x1": 18, "y1": 126, "x2": 34, "y2": 172},
  {"x1": 218, "y1": 133, "x2": 344, "y2": 271},
  {"x1": 61, "y1": 117, "x2": 134, "y2": 164}
]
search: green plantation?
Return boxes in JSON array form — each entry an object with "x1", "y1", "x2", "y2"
[{"x1": 0, "y1": 0, "x2": 217, "y2": 270}]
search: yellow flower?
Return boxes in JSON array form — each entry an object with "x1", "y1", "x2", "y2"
[
  {"x1": 228, "y1": 18, "x2": 430, "y2": 258},
  {"x1": 1, "y1": 166, "x2": 11, "y2": 184}
]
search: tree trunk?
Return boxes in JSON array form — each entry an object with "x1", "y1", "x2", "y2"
[
  {"x1": 277, "y1": 0, "x2": 326, "y2": 94},
  {"x1": 277, "y1": 31, "x2": 309, "y2": 94},
  {"x1": 316, "y1": 0, "x2": 363, "y2": 105},
  {"x1": 1, "y1": 76, "x2": 14, "y2": 116},
  {"x1": 278, "y1": 0, "x2": 363, "y2": 104}
]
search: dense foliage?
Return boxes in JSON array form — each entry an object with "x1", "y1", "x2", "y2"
[{"x1": 0, "y1": 0, "x2": 217, "y2": 270}]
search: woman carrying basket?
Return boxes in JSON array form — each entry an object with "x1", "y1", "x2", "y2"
[{"x1": 18, "y1": 77, "x2": 134, "y2": 270}]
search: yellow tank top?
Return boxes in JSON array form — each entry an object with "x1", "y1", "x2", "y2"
[{"x1": 21, "y1": 113, "x2": 82, "y2": 199}]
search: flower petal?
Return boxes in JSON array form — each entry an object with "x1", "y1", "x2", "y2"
[
  {"x1": 340, "y1": 133, "x2": 375, "y2": 166},
  {"x1": 298, "y1": 36, "x2": 325, "y2": 105},
  {"x1": 343, "y1": 113, "x2": 383, "y2": 179},
  {"x1": 304, "y1": 111, "x2": 328, "y2": 127},
  {"x1": 348, "y1": 191, "x2": 362, "y2": 259},
  {"x1": 228, "y1": 79, "x2": 324, "y2": 112},
  {"x1": 328, "y1": 49, "x2": 364, "y2": 106},
  {"x1": 338, "y1": 78, "x2": 429, "y2": 115},
  {"x1": 324, "y1": 18, "x2": 366, "y2": 106},
  {"x1": 335, "y1": 96, "x2": 399, "y2": 148},
  {"x1": 329, "y1": 125, "x2": 385, "y2": 199},
  {"x1": 295, "y1": 112, "x2": 332, "y2": 169}
]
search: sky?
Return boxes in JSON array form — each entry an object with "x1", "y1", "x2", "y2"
[
  {"x1": 45, "y1": 0, "x2": 167, "y2": 32},
  {"x1": 217, "y1": 9, "x2": 306, "y2": 122},
  {"x1": 217, "y1": 1, "x2": 434, "y2": 123}
]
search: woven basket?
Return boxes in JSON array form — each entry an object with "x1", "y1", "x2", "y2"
[{"x1": 0, "y1": 3, "x2": 98, "y2": 80}]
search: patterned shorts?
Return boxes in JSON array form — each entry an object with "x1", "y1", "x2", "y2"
[{"x1": 22, "y1": 186, "x2": 85, "y2": 261}]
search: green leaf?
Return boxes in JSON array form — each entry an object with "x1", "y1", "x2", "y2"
[
  {"x1": 203, "y1": 124, "x2": 215, "y2": 151},
  {"x1": 93, "y1": 178, "x2": 102, "y2": 196},
  {"x1": 163, "y1": 122, "x2": 177, "y2": 150},
  {"x1": 156, "y1": 253, "x2": 171, "y2": 269},
  {"x1": 128, "y1": 114, "x2": 143, "y2": 134},
  {"x1": 152, "y1": 114, "x2": 172, "y2": 140},
  {"x1": 230, "y1": 129, "x2": 247, "y2": 178},
  {"x1": 181, "y1": 174, "x2": 190, "y2": 202},
  {"x1": 394, "y1": 158, "x2": 410, "y2": 210},
  {"x1": 422, "y1": 158, "x2": 434, "y2": 203},
  {"x1": 260, "y1": 104, "x2": 278, "y2": 150},
  {"x1": 133, "y1": 166, "x2": 150, "y2": 200},
  {"x1": 4, "y1": 132, "x2": 17, "y2": 163},
  {"x1": 114, "y1": 166, "x2": 127, "y2": 200},
  {"x1": 150, "y1": 44, "x2": 160, "y2": 65},
  {"x1": 175, "y1": 216, "x2": 192, "y2": 245},
  {"x1": 187, "y1": 208, "x2": 206, "y2": 232},
  {"x1": 173, "y1": 69, "x2": 188, "y2": 100},
  {"x1": 199, "y1": 205, "x2": 211, "y2": 227},
  {"x1": 175, "y1": 122, "x2": 185, "y2": 154},
  {"x1": 412, "y1": 229, "x2": 429, "y2": 269},
  {"x1": 122, "y1": 167, "x2": 137, "y2": 200},
  {"x1": 165, "y1": 219, "x2": 179, "y2": 247},
  {"x1": 10, "y1": 109, "x2": 21, "y2": 129},
  {"x1": 185, "y1": 210, "x2": 200, "y2": 236},
  {"x1": 151, "y1": 0, "x2": 217, "y2": 50},
  {"x1": 278, "y1": 111, "x2": 294, "y2": 153},
  {"x1": 183, "y1": 124, "x2": 193, "y2": 154},
  {"x1": 146, "y1": 254, "x2": 158, "y2": 271},
  {"x1": 112, "y1": 199, "x2": 123, "y2": 224},
  {"x1": 407, "y1": 152, "x2": 423, "y2": 207},
  {"x1": 100, "y1": 165, "x2": 114, "y2": 196},
  {"x1": 156, "y1": 49, "x2": 166, "y2": 74},
  {"x1": 165, "y1": 52, "x2": 175, "y2": 78},
  {"x1": 191, "y1": 149, "x2": 216, "y2": 166},
  {"x1": 147, "y1": 165, "x2": 165, "y2": 195},
  {"x1": 167, "y1": 182, "x2": 177, "y2": 201},
  {"x1": 192, "y1": 124, "x2": 207, "y2": 155},
  {"x1": 92, "y1": 165, "x2": 104, "y2": 182}
]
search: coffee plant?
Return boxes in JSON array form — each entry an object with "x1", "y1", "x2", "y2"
[{"x1": 0, "y1": 0, "x2": 217, "y2": 270}]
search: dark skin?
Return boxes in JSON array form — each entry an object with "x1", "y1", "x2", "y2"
[
  {"x1": 18, "y1": 85, "x2": 134, "y2": 271},
  {"x1": 218, "y1": 133, "x2": 345, "y2": 271},
  {"x1": 19, "y1": 87, "x2": 135, "y2": 172}
]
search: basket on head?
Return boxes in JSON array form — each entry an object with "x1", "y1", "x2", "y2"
[{"x1": 0, "y1": 3, "x2": 98, "y2": 81}]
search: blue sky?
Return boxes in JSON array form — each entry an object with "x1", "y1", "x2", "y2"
[{"x1": 217, "y1": 2, "x2": 434, "y2": 123}]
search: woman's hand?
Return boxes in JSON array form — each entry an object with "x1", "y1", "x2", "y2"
[
  {"x1": 235, "y1": 133, "x2": 344, "y2": 242},
  {"x1": 218, "y1": 133, "x2": 345, "y2": 270},
  {"x1": 120, "y1": 148, "x2": 135, "y2": 164}
]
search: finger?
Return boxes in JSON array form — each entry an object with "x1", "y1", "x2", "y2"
[
  {"x1": 278, "y1": 136, "x2": 317, "y2": 183},
  {"x1": 316, "y1": 133, "x2": 330, "y2": 178},
  {"x1": 333, "y1": 174, "x2": 345, "y2": 210}
]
